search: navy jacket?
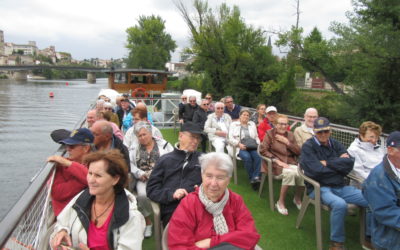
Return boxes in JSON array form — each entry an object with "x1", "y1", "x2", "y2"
[
  {"x1": 179, "y1": 103, "x2": 199, "y2": 122},
  {"x1": 300, "y1": 137, "x2": 354, "y2": 193},
  {"x1": 146, "y1": 147, "x2": 202, "y2": 225}
]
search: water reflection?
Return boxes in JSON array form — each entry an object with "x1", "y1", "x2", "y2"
[{"x1": 0, "y1": 78, "x2": 107, "y2": 220}]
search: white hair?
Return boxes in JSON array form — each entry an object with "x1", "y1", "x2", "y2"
[{"x1": 199, "y1": 152, "x2": 233, "y2": 177}]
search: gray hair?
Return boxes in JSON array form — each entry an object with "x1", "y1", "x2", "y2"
[
  {"x1": 199, "y1": 152, "x2": 233, "y2": 177},
  {"x1": 134, "y1": 121, "x2": 152, "y2": 135},
  {"x1": 214, "y1": 102, "x2": 224, "y2": 109},
  {"x1": 305, "y1": 107, "x2": 318, "y2": 116},
  {"x1": 188, "y1": 96, "x2": 197, "y2": 101}
]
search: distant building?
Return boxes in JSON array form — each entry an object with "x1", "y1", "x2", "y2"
[
  {"x1": 0, "y1": 30, "x2": 4, "y2": 56},
  {"x1": 165, "y1": 59, "x2": 192, "y2": 79}
]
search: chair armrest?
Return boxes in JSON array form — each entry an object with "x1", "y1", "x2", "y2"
[{"x1": 297, "y1": 164, "x2": 320, "y2": 189}]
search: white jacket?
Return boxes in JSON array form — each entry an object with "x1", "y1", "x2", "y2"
[
  {"x1": 347, "y1": 137, "x2": 385, "y2": 181},
  {"x1": 228, "y1": 121, "x2": 260, "y2": 156},
  {"x1": 204, "y1": 113, "x2": 232, "y2": 141},
  {"x1": 50, "y1": 189, "x2": 145, "y2": 250},
  {"x1": 129, "y1": 137, "x2": 174, "y2": 179}
]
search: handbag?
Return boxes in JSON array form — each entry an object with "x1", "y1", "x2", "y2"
[{"x1": 240, "y1": 127, "x2": 258, "y2": 150}]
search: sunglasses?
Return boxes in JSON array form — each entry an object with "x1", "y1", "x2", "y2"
[
  {"x1": 202, "y1": 103, "x2": 209, "y2": 106},
  {"x1": 205, "y1": 97, "x2": 211, "y2": 99}
]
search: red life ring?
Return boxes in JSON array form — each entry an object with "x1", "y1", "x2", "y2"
[{"x1": 131, "y1": 87, "x2": 148, "y2": 98}]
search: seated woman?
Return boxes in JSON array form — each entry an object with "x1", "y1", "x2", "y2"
[
  {"x1": 168, "y1": 152, "x2": 260, "y2": 249},
  {"x1": 50, "y1": 149, "x2": 145, "y2": 250},
  {"x1": 259, "y1": 114, "x2": 303, "y2": 216},
  {"x1": 250, "y1": 104, "x2": 266, "y2": 127},
  {"x1": 228, "y1": 109, "x2": 261, "y2": 190},
  {"x1": 347, "y1": 121, "x2": 385, "y2": 188},
  {"x1": 129, "y1": 121, "x2": 173, "y2": 237},
  {"x1": 204, "y1": 102, "x2": 232, "y2": 153}
]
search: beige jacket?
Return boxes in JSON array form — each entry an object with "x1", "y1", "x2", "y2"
[
  {"x1": 204, "y1": 113, "x2": 232, "y2": 141},
  {"x1": 293, "y1": 123, "x2": 314, "y2": 147}
]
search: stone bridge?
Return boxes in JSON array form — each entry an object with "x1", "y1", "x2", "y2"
[{"x1": 0, "y1": 65, "x2": 109, "y2": 83}]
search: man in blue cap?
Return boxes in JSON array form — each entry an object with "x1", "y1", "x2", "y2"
[
  {"x1": 47, "y1": 128, "x2": 94, "y2": 216},
  {"x1": 363, "y1": 131, "x2": 400, "y2": 249},
  {"x1": 147, "y1": 122, "x2": 203, "y2": 226},
  {"x1": 300, "y1": 117, "x2": 369, "y2": 250}
]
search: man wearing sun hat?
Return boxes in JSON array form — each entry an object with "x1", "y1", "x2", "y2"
[
  {"x1": 300, "y1": 117, "x2": 369, "y2": 250},
  {"x1": 363, "y1": 131, "x2": 400, "y2": 249},
  {"x1": 147, "y1": 122, "x2": 204, "y2": 226},
  {"x1": 47, "y1": 128, "x2": 94, "y2": 216}
]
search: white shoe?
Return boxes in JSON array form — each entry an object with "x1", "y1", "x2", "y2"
[{"x1": 144, "y1": 224, "x2": 152, "y2": 238}]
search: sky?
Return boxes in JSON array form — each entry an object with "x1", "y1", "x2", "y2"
[{"x1": 0, "y1": 0, "x2": 353, "y2": 61}]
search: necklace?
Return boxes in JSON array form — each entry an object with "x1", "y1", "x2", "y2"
[{"x1": 93, "y1": 199, "x2": 114, "y2": 226}]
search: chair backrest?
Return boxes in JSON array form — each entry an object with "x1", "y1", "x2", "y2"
[{"x1": 162, "y1": 223, "x2": 169, "y2": 250}]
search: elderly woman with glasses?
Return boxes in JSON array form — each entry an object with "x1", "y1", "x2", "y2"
[
  {"x1": 347, "y1": 121, "x2": 385, "y2": 188},
  {"x1": 205, "y1": 93, "x2": 215, "y2": 112},
  {"x1": 168, "y1": 152, "x2": 260, "y2": 249},
  {"x1": 50, "y1": 150, "x2": 145, "y2": 250},
  {"x1": 129, "y1": 121, "x2": 173, "y2": 237},
  {"x1": 259, "y1": 114, "x2": 303, "y2": 216},
  {"x1": 204, "y1": 102, "x2": 232, "y2": 153}
]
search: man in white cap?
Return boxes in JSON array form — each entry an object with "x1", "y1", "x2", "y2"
[{"x1": 257, "y1": 106, "x2": 278, "y2": 141}]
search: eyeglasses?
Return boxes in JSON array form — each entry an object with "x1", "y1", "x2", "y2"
[
  {"x1": 189, "y1": 100, "x2": 196, "y2": 103},
  {"x1": 182, "y1": 98, "x2": 187, "y2": 100},
  {"x1": 216, "y1": 107, "x2": 224, "y2": 110},
  {"x1": 277, "y1": 123, "x2": 288, "y2": 126},
  {"x1": 204, "y1": 174, "x2": 229, "y2": 182},
  {"x1": 225, "y1": 101, "x2": 233, "y2": 103},
  {"x1": 205, "y1": 97, "x2": 211, "y2": 100},
  {"x1": 104, "y1": 107, "x2": 112, "y2": 110}
]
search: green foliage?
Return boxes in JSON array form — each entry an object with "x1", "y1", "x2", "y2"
[
  {"x1": 126, "y1": 15, "x2": 177, "y2": 69},
  {"x1": 167, "y1": 74, "x2": 213, "y2": 95},
  {"x1": 176, "y1": 0, "x2": 279, "y2": 107},
  {"x1": 330, "y1": 0, "x2": 400, "y2": 131}
]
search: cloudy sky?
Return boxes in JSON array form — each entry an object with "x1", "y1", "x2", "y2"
[{"x1": 0, "y1": 0, "x2": 353, "y2": 61}]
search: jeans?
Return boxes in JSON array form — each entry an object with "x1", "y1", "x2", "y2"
[
  {"x1": 309, "y1": 185, "x2": 368, "y2": 243},
  {"x1": 238, "y1": 149, "x2": 261, "y2": 181}
]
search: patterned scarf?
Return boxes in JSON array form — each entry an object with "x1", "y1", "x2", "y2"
[{"x1": 198, "y1": 184, "x2": 229, "y2": 235}]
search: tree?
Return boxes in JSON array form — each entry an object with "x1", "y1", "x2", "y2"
[
  {"x1": 330, "y1": 0, "x2": 400, "y2": 131},
  {"x1": 126, "y1": 15, "x2": 177, "y2": 69},
  {"x1": 175, "y1": 0, "x2": 279, "y2": 106}
]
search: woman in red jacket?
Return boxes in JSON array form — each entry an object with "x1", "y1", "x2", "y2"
[{"x1": 168, "y1": 152, "x2": 260, "y2": 250}]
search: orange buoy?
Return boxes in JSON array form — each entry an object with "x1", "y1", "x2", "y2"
[{"x1": 49, "y1": 92, "x2": 54, "y2": 98}]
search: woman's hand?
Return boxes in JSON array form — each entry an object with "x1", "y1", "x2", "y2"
[
  {"x1": 275, "y1": 159, "x2": 289, "y2": 168},
  {"x1": 139, "y1": 173, "x2": 148, "y2": 182},
  {"x1": 47, "y1": 156, "x2": 72, "y2": 167},
  {"x1": 239, "y1": 143, "x2": 247, "y2": 150},
  {"x1": 275, "y1": 135, "x2": 289, "y2": 146},
  {"x1": 51, "y1": 230, "x2": 71, "y2": 250},
  {"x1": 78, "y1": 243, "x2": 90, "y2": 250},
  {"x1": 216, "y1": 131, "x2": 227, "y2": 137},
  {"x1": 195, "y1": 238, "x2": 211, "y2": 248}
]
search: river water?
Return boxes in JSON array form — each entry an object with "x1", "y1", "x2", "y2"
[{"x1": 0, "y1": 78, "x2": 107, "y2": 220}]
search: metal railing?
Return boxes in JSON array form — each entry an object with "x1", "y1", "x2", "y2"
[{"x1": 0, "y1": 106, "x2": 89, "y2": 250}]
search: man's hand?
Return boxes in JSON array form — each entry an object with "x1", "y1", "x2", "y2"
[
  {"x1": 320, "y1": 160, "x2": 327, "y2": 167},
  {"x1": 173, "y1": 188, "x2": 188, "y2": 200},
  {"x1": 340, "y1": 153, "x2": 350, "y2": 158},
  {"x1": 238, "y1": 143, "x2": 247, "y2": 150},
  {"x1": 179, "y1": 119, "x2": 184, "y2": 124},
  {"x1": 195, "y1": 238, "x2": 211, "y2": 248},
  {"x1": 47, "y1": 156, "x2": 72, "y2": 167}
]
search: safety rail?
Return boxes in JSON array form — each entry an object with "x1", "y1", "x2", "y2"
[
  {"x1": 0, "y1": 100, "x2": 388, "y2": 249},
  {"x1": 0, "y1": 105, "x2": 90, "y2": 249}
]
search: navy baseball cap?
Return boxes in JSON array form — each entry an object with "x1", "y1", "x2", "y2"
[
  {"x1": 60, "y1": 128, "x2": 94, "y2": 145},
  {"x1": 181, "y1": 122, "x2": 204, "y2": 135},
  {"x1": 314, "y1": 117, "x2": 331, "y2": 132},
  {"x1": 386, "y1": 131, "x2": 400, "y2": 148}
]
